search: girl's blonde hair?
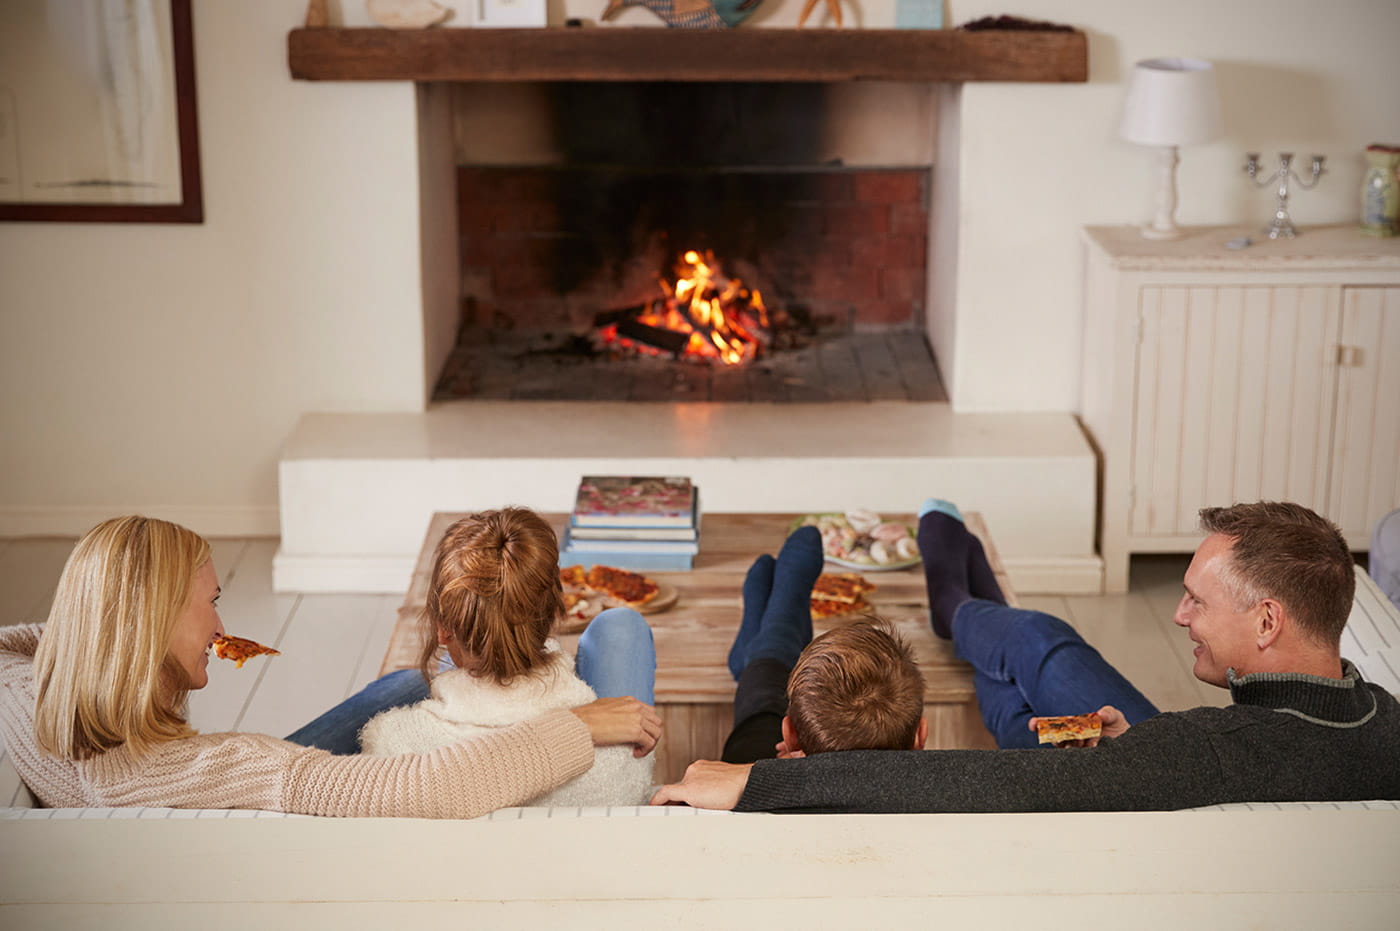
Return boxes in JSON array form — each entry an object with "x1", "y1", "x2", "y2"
[
  {"x1": 33, "y1": 516, "x2": 210, "y2": 760},
  {"x1": 420, "y1": 508, "x2": 563, "y2": 683}
]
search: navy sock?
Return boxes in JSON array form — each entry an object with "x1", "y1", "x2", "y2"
[
  {"x1": 748, "y1": 526, "x2": 824, "y2": 669},
  {"x1": 729, "y1": 554, "x2": 775, "y2": 680},
  {"x1": 916, "y1": 509, "x2": 974, "y2": 639},
  {"x1": 966, "y1": 534, "x2": 1007, "y2": 605}
]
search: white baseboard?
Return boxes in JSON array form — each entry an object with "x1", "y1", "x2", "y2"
[
  {"x1": 0, "y1": 507, "x2": 280, "y2": 539},
  {"x1": 272, "y1": 548, "x2": 416, "y2": 594},
  {"x1": 1002, "y1": 556, "x2": 1105, "y2": 596}
]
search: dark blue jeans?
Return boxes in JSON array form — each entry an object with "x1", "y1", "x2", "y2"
[
  {"x1": 953, "y1": 599, "x2": 1160, "y2": 748},
  {"x1": 284, "y1": 607, "x2": 657, "y2": 755}
]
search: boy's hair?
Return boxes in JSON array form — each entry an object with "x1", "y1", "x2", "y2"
[
  {"x1": 1198, "y1": 501, "x2": 1355, "y2": 646},
  {"x1": 33, "y1": 516, "x2": 208, "y2": 760},
  {"x1": 785, "y1": 619, "x2": 925, "y2": 755},
  {"x1": 419, "y1": 508, "x2": 563, "y2": 683}
]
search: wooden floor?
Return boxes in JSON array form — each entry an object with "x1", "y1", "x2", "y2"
[{"x1": 0, "y1": 536, "x2": 1227, "y2": 757}]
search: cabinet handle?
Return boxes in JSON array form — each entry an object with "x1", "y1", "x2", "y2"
[{"x1": 1335, "y1": 345, "x2": 1363, "y2": 367}]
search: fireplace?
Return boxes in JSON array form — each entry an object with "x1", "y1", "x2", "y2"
[{"x1": 434, "y1": 82, "x2": 945, "y2": 403}]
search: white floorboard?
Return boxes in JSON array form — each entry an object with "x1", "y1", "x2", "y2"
[
  {"x1": 237, "y1": 593, "x2": 398, "y2": 740},
  {"x1": 0, "y1": 536, "x2": 1232, "y2": 743}
]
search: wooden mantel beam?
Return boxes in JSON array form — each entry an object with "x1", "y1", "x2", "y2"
[{"x1": 287, "y1": 27, "x2": 1088, "y2": 84}]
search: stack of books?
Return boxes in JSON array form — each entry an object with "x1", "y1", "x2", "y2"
[{"x1": 560, "y1": 475, "x2": 700, "y2": 572}]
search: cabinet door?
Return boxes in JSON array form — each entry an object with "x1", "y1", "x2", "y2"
[
  {"x1": 1328, "y1": 287, "x2": 1400, "y2": 539},
  {"x1": 1130, "y1": 285, "x2": 1340, "y2": 538}
]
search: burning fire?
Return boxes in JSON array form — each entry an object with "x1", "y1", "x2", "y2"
[{"x1": 599, "y1": 249, "x2": 770, "y2": 366}]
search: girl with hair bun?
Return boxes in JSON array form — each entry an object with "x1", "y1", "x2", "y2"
[{"x1": 359, "y1": 508, "x2": 658, "y2": 806}]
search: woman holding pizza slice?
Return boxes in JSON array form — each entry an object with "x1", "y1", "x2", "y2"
[{"x1": 0, "y1": 515, "x2": 660, "y2": 817}]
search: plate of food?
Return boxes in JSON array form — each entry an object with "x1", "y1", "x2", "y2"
[
  {"x1": 793, "y1": 510, "x2": 921, "y2": 571},
  {"x1": 557, "y1": 564, "x2": 679, "y2": 634}
]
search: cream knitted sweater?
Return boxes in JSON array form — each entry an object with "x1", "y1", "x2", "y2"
[
  {"x1": 0, "y1": 624, "x2": 594, "y2": 817},
  {"x1": 360, "y1": 640, "x2": 654, "y2": 806}
]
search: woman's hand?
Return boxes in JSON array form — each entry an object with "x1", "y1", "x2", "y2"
[
  {"x1": 571, "y1": 696, "x2": 662, "y2": 758},
  {"x1": 649, "y1": 760, "x2": 752, "y2": 810}
]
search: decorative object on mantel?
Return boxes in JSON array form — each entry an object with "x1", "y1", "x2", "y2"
[
  {"x1": 958, "y1": 15, "x2": 1075, "y2": 32},
  {"x1": 602, "y1": 0, "x2": 762, "y2": 28},
  {"x1": 894, "y1": 0, "x2": 942, "y2": 29},
  {"x1": 367, "y1": 0, "x2": 451, "y2": 28},
  {"x1": 1361, "y1": 144, "x2": 1400, "y2": 237},
  {"x1": 1118, "y1": 58, "x2": 1224, "y2": 240},
  {"x1": 797, "y1": 0, "x2": 844, "y2": 28},
  {"x1": 1243, "y1": 151, "x2": 1326, "y2": 239}
]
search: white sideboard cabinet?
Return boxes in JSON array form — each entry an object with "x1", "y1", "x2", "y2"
[{"x1": 1080, "y1": 225, "x2": 1400, "y2": 592}]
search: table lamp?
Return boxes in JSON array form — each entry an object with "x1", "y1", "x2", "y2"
[{"x1": 1119, "y1": 57, "x2": 1224, "y2": 239}]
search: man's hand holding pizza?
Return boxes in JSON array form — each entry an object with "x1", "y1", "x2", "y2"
[{"x1": 1027, "y1": 705, "x2": 1130, "y2": 748}]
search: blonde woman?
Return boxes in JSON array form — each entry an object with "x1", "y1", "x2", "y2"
[
  {"x1": 360, "y1": 508, "x2": 657, "y2": 806},
  {"x1": 0, "y1": 516, "x2": 659, "y2": 817}
]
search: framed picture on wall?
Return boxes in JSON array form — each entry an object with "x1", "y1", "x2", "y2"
[{"x1": 0, "y1": 0, "x2": 202, "y2": 223}]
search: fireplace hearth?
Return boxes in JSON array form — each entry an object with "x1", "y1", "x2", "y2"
[{"x1": 433, "y1": 329, "x2": 945, "y2": 402}]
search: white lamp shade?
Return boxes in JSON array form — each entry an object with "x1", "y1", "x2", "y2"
[{"x1": 1119, "y1": 57, "x2": 1224, "y2": 147}]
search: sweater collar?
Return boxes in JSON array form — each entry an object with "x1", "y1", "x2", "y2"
[{"x1": 1226, "y1": 660, "x2": 1376, "y2": 728}]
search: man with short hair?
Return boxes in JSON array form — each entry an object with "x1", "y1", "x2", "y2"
[{"x1": 651, "y1": 501, "x2": 1400, "y2": 812}]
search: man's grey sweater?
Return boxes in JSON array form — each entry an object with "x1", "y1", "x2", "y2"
[{"x1": 736, "y1": 662, "x2": 1400, "y2": 812}]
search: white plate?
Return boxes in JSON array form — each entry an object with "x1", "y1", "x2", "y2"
[
  {"x1": 792, "y1": 512, "x2": 921, "y2": 572},
  {"x1": 824, "y1": 554, "x2": 920, "y2": 572}
]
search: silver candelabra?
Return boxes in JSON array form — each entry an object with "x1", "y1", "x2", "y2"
[{"x1": 1243, "y1": 152, "x2": 1326, "y2": 239}]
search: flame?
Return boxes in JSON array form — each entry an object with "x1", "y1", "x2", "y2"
[{"x1": 602, "y1": 249, "x2": 770, "y2": 366}]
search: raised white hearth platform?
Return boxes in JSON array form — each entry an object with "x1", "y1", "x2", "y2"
[{"x1": 274, "y1": 402, "x2": 1102, "y2": 594}]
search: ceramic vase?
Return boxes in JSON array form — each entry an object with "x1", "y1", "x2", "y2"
[{"x1": 1361, "y1": 144, "x2": 1400, "y2": 237}]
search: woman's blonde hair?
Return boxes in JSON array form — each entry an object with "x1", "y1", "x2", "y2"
[
  {"x1": 420, "y1": 508, "x2": 563, "y2": 683},
  {"x1": 33, "y1": 516, "x2": 210, "y2": 760}
]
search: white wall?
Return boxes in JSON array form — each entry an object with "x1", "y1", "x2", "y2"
[
  {"x1": 946, "y1": 0, "x2": 1400, "y2": 410},
  {"x1": 0, "y1": 1, "x2": 427, "y2": 535},
  {"x1": 2, "y1": 0, "x2": 1397, "y2": 531}
]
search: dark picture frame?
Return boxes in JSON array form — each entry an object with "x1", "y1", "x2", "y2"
[{"x1": 0, "y1": 0, "x2": 202, "y2": 223}]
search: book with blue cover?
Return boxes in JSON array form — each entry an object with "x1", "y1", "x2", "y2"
[
  {"x1": 572, "y1": 476, "x2": 697, "y2": 529},
  {"x1": 557, "y1": 546, "x2": 694, "y2": 572},
  {"x1": 561, "y1": 529, "x2": 699, "y2": 556}
]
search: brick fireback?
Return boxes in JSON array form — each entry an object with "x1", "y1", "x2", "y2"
[{"x1": 457, "y1": 165, "x2": 929, "y2": 334}]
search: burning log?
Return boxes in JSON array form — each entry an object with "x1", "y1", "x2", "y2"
[
  {"x1": 592, "y1": 249, "x2": 774, "y2": 366},
  {"x1": 615, "y1": 317, "x2": 693, "y2": 355}
]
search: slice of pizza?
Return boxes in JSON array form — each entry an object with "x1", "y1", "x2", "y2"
[
  {"x1": 811, "y1": 572, "x2": 877, "y2": 605},
  {"x1": 810, "y1": 596, "x2": 872, "y2": 620},
  {"x1": 585, "y1": 565, "x2": 660, "y2": 607},
  {"x1": 211, "y1": 634, "x2": 281, "y2": 669},
  {"x1": 559, "y1": 565, "x2": 588, "y2": 589},
  {"x1": 1035, "y1": 712, "x2": 1103, "y2": 745}
]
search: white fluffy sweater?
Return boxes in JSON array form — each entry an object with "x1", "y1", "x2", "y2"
[{"x1": 359, "y1": 641, "x2": 654, "y2": 807}]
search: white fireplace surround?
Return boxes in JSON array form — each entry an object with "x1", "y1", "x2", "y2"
[{"x1": 272, "y1": 83, "x2": 1103, "y2": 595}]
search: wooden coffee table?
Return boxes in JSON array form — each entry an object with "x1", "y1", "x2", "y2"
[{"x1": 386, "y1": 512, "x2": 1010, "y2": 783}]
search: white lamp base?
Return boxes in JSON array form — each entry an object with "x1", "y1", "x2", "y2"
[{"x1": 1138, "y1": 145, "x2": 1183, "y2": 240}]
